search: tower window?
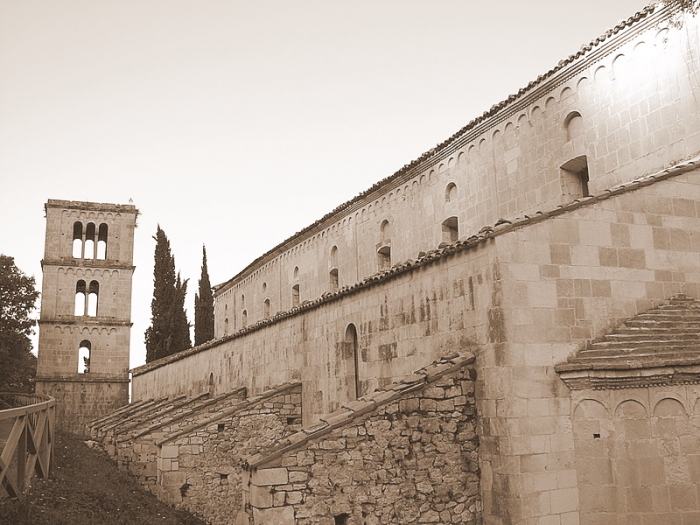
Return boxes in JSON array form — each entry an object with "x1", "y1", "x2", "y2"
[
  {"x1": 441, "y1": 216, "x2": 459, "y2": 244},
  {"x1": 560, "y1": 155, "x2": 589, "y2": 201},
  {"x1": 87, "y1": 281, "x2": 99, "y2": 317},
  {"x1": 97, "y1": 223, "x2": 108, "y2": 260},
  {"x1": 330, "y1": 268, "x2": 339, "y2": 292},
  {"x1": 78, "y1": 340, "x2": 91, "y2": 374},
  {"x1": 75, "y1": 280, "x2": 86, "y2": 316},
  {"x1": 224, "y1": 318, "x2": 229, "y2": 335},
  {"x1": 242, "y1": 310, "x2": 248, "y2": 328},
  {"x1": 84, "y1": 223, "x2": 96, "y2": 260},
  {"x1": 264, "y1": 299, "x2": 271, "y2": 318},
  {"x1": 72, "y1": 222, "x2": 83, "y2": 258}
]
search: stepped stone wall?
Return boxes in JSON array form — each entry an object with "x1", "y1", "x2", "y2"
[
  {"x1": 88, "y1": 384, "x2": 303, "y2": 525},
  {"x1": 154, "y1": 383, "x2": 302, "y2": 524},
  {"x1": 245, "y1": 355, "x2": 480, "y2": 525}
]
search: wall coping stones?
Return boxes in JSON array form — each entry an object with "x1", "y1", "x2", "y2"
[
  {"x1": 156, "y1": 382, "x2": 300, "y2": 446},
  {"x1": 91, "y1": 396, "x2": 177, "y2": 434},
  {"x1": 132, "y1": 156, "x2": 700, "y2": 377},
  {"x1": 118, "y1": 388, "x2": 247, "y2": 443},
  {"x1": 557, "y1": 294, "x2": 700, "y2": 390},
  {"x1": 246, "y1": 353, "x2": 475, "y2": 470}
]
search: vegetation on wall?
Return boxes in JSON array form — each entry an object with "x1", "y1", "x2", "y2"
[
  {"x1": 0, "y1": 255, "x2": 39, "y2": 392},
  {"x1": 144, "y1": 226, "x2": 191, "y2": 362},
  {"x1": 194, "y1": 245, "x2": 215, "y2": 346}
]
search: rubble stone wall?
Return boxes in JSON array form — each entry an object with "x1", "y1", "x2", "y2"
[
  {"x1": 155, "y1": 385, "x2": 302, "y2": 525},
  {"x1": 247, "y1": 362, "x2": 479, "y2": 525}
]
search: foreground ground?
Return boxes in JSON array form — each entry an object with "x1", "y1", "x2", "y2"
[{"x1": 0, "y1": 431, "x2": 207, "y2": 525}]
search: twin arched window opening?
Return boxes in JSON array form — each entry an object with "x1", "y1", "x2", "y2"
[
  {"x1": 75, "y1": 280, "x2": 99, "y2": 316},
  {"x1": 73, "y1": 222, "x2": 108, "y2": 260}
]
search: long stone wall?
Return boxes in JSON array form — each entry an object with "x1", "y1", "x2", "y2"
[
  {"x1": 213, "y1": 5, "x2": 700, "y2": 334},
  {"x1": 132, "y1": 160, "x2": 700, "y2": 525}
]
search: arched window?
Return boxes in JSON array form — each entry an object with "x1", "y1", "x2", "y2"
[
  {"x1": 293, "y1": 266, "x2": 299, "y2": 279},
  {"x1": 345, "y1": 324, "x2": 359, "y2": 400},
  {"x1": 97, "y1": 223, "x2": 108, "y2": 260},
  {"x1": 264, "y1": 299, "x2": 271, "y2": 318},
  {"x1": 224, "y1": 318, "x2": 229, "y2": 335},
  {"x1": 75, "y1": 280, "x2": 86, "y2": 316},
  {"x1": 441, "y1": 216, "x2": 459, "y2": 244},
  {"x1": 292, "y1": 284, "x2": 300, "y2": 307},
  {"x1": 380, "y1": 220, "x2": 390, "y2": 242},
  {"x1": 564, "y1": 111, "x2": 584, "y2": 142},
  {"x1": 242, "y1": 310, "x2": 248, "y2": 328},
  {"x1": 84, "y1": 223, "x2": 96, "y2": 260},
  {"x1": 78, "y1": 340, "x2": 91, "y2": 374},
  {"x1": 72, "y1": 222, "x2": 83, "y2": 258},
  {"x1": 87, "y1": 281, "x2": 99, "y2": 317},
  {"x1": 445, "y1": 182, "x2": 457, "y2": 202}
]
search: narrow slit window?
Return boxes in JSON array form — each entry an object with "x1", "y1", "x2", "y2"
[
  {"x1": 264, "y1": 299, "x2": 271, "y2": 318},
  {"x1": 75, "y1": 280, "x2": 86, "y2": 316},
  {"x1": 560, "y1": 155, "x2": 589, "y2": 201},
  {"x1": 84, "y1": 223, "x2": 96, "y2": 259},
  {"x1": 445, "y1": 182, "x2": 457, "y2": 202},
  {"x1": 330, "y1": 268, "x2": 339, "y2": 292},
  {"x1": 72, "y1": 222, "x2": 83, "y2": 258},
  {"x1": 377, "y1": 245, "x2": 391, "y2": 270},
  {"x1": 78, "y1": 340, "x2": 91, "y2": 373},
  {"x1": 242, "y1": 309, "x2": 248, "y2": 328},
  {"x1": 87, "y1": 280, "x2": 99, "y2": 317},
  {"x1": 292, "y1": 284, "x2": 300, "y2": 307},
  {"x1": 441, "y1": 216, "x2": 459, "y2": 244},
  {"x1": 97, "y1": 223, "x2": 108, "y2": 260}
]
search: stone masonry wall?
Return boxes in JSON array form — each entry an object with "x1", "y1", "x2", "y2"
[
  {"x1": 133, "y1": 163, "x2": 700, "y2": 525},
  {"x1": 572, "y1": 386, "x2": 700, "y2": 525},
  {"x1": 155, "y1": 384, "x2": 302, "y2": 525},
  {"x1": 213, "y1": 6, "x2": 700, "y2": 332},
  {"x1": 245, "y1": 355, "x2": 479, "y2": 525}
]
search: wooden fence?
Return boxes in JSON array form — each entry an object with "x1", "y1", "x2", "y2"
[{"x1": 0, "y1": 392, "x2": 56, "y2": 503}]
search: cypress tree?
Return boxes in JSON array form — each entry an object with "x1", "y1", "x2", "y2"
[
  {"x1": 194, "y1": 245, "x2": 215, "y2": 346},
  {"x1": 144, "y1": 226, "x2": 191, "y2": 362}
]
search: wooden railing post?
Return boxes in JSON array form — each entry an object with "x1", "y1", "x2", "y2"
[{"x1": 0, "y1": 392, "x2": 56, "y2": 503}]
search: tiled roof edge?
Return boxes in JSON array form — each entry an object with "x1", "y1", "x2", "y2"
[
  {"x1": 245, "y1": 353, "x2": 475, "y2": 470},
  {"x1": 214, "y1": 2, "x2": 670, "y2": 295},
  {"x1": 132, "y1": 156, "x2": 700, "y2": 377}
]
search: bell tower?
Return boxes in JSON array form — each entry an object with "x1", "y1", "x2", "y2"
[{"x1": 35, "y1": 199, "x2": 138, "y2": 433}]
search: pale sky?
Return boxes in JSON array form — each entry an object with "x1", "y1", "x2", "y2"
[{"x1": 0, "y1": 0, "x2": 652, "y2": 368}]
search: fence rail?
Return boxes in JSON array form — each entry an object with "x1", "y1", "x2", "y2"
[{"x1": 0, "y1": 392, "x2": 56, "y2": 503}]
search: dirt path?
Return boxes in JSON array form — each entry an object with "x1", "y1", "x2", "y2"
[{"x1": 0, "y1": 431, "x2": 208, "y2": 525}]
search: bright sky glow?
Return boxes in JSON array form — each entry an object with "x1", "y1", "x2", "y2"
[{"x1": 0, "y1": 0, "x2": 652, "y2": 367}]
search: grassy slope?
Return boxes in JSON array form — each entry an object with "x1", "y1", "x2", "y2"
[{"x1": 0, "y1": 431, "x2": 208, "y2": 525}]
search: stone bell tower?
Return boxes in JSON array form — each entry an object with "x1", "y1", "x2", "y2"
[{"x1": 35, "y1": 199, "x2": 138, "y2": 433}]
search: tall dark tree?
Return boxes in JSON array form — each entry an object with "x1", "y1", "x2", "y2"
[
  {"x1": 144, "y1": 226, "x2": 191, "y2": 362},
  {"x1": 194, "y1": 246, "x2": 215, "y2": 346},
  {"x1": 0, "y1": 255, "x2": 39, "y2": 392}
]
